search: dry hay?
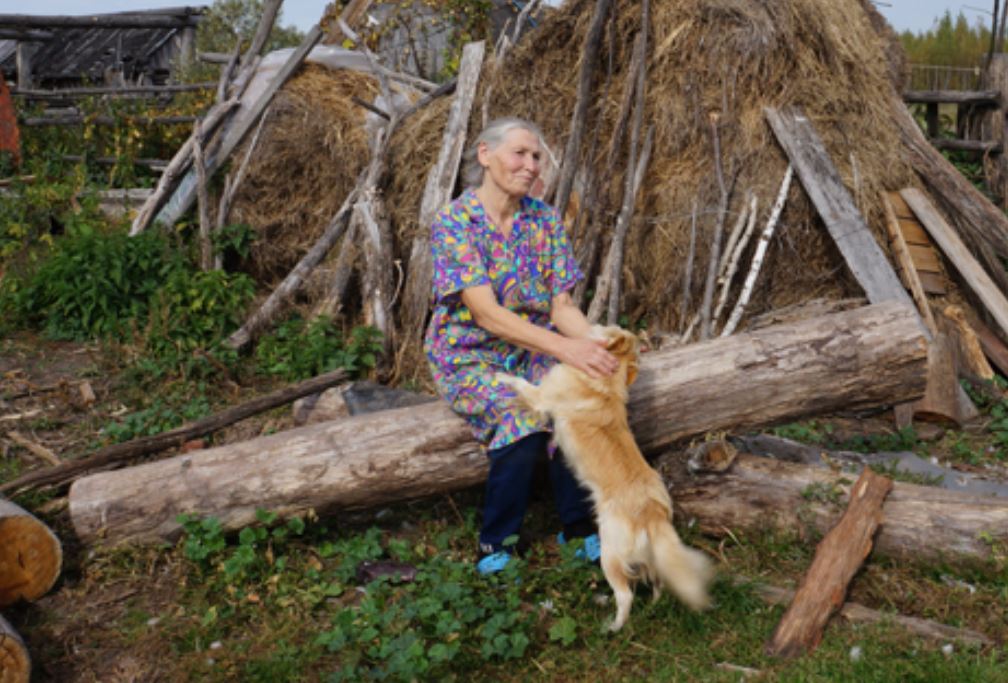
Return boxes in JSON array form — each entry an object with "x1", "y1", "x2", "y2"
[
  {"x1": 461, "y1": 0, "x2": 917, "y2": 332},
  {"x1": 235, "y1": 0, "x2": 921, "y2": 359},
  {"x1": 228, "y1": 64, "x2": 379, "y2": 290}
]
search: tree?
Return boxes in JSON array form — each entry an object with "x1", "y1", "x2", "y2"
[{"x1": 197, "y1": 0, "x2": 305, "y2": 55}]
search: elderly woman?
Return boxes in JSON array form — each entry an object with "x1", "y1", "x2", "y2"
[{"x1": 425, "y1": 117, "x2": 617, "y2": 574}]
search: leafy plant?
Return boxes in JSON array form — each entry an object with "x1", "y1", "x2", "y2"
[
  {"x1": 255, "y1": 318, "x2": 382, "y2": 381},
  {"x1": 143, "y1": 268, "x2": 255, "y2": 376},
  {"x1": 103, "y1": 394, "x2": 211, "y2": 443},
  {"x1": 5, "y1": 227, "x2": 186, "y2": 340}
]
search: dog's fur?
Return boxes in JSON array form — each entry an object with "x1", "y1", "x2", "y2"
[{"x1": 496, "y1": 326, "x2": 712, "y2": 631}]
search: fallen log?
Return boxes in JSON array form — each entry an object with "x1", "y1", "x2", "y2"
[
  {"x1": 68, "y1": 302, "x2": 927, "y2": 546},
  {"x1": 0, "y1": 498, "x2": 61, "y2": 606},
  {"x1": 0, "y1": 612, "x2": 29, "y2": 683},
  {"x1": 657, "y1": 452, "x2": 1008, "y2": 563},
  {"x1": 766, "y1": 468, "x2": 893, "y2": 658},
  {"x1": 0, "y1": 369, "x2": 348, "y2": 495}
]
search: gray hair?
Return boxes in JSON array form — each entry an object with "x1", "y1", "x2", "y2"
[{"x1": 461, "y1": 117, "x2": 545, "y2": 187}]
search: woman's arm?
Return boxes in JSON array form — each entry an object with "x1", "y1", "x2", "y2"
[{"x1": 460, "y1": 286, "x2": 617, "y2": 377}]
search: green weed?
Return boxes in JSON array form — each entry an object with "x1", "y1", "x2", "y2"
[{"x1": 255, "y1": 317, "x2": 382, "y2": 381}]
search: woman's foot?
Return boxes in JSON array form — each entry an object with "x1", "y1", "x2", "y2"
[
  {"x1": 476, "y1": 550, "x2": 513, "y2": 575},
  {"x1": 557, "y1": 531, "x2": 601, "y2": 563}
]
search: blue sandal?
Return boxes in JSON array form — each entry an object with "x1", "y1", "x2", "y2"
[
  {"x1": 557, "y1": 532, "x2": 601, "y2": 563},
  {"x1": 476, "y1": 551, "x2": 513, "y2": 575}
]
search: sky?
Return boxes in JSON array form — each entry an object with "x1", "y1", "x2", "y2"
[{"x1": 0, "y1": 1, "x2": 990, "y2": 36}]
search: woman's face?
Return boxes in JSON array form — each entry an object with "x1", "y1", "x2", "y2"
[{"x1": 478, "y1": 127, "x2": 542, "y2": 199}]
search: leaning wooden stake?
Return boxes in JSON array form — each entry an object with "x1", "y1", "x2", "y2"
[
  {"x1": 766, "y1": 467, "x2": 893, "y2": 658},
  {"x1": 0, "y1": 497, "x2": 61, "y2": 606},
  {"x1": 699, "y1": 114, "x2": 731, "y2": 340},
  {"x1": 881, "y1": 193, "x2": 937, "y2": 335},
  {"x1": 399, "y1": 40, "x2": 485, "y2": 350},
  {"x1": 553, "y1": 0, "x2": 612, "y2": 219},
  {"x1": 0, "y1": 612, "x2": 30, "y2": 683},
  {"x1": 0, "y1": 370, "x2": 348, "y2": 494},
  {"x1": 712, "y1": 193, "x2": 757, "y2": 329}
]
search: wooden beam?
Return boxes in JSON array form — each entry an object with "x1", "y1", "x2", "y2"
[
  {"x1": 0, "y1": 12, "x2": 201, "y2": 29},
  {"x1": 20, "y1": 114, "x2": 197, "y2": 127},
  {"x1": 0, "y1": 28, "x2": 51, "y2": 40},
  {"x1": 765, "y1": 107, "x2": 915, "y2": 309},
  {"x1": 902, "y1": 89, "x2": 1000, "y2": 105},
  {"x1": 901, "y1": 187, "x2": 1008, "y2": 341},
  {"x1": 13, "y1": 83, "x2": 215, "y2": 99},
  {"x1": 766, "y1": 468, "x2": 893, "y2": 658}
]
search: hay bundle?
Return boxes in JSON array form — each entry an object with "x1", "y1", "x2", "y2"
[
  {"x1": 229, "y1": 64, "x2": 379, "y2": 288},
  {"x1": 449, "y1": 0, "x2": 915, "y2": 331},
  {"x1": 236, "y1": 0, "x2": 922, "y2": 372}
]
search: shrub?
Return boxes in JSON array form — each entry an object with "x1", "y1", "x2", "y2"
[{"x1": 255, "y1": 317, "x2": 382, "y2": 381}]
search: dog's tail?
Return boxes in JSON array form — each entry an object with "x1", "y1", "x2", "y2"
[{"x1": 647, "y1": 518, "x2": 713, "y2": 611}]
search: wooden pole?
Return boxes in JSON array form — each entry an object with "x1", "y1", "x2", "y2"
[
  {"x1": 0, "y1": 369, "x2": 348, "y2": 495},
  {"x1": 14, "y1": 43, "x2": 32, "y2": 90},
  {"x1": 0, "y1": 12, "x2": 201, "y2": 29},
  {"x1": 69, "y1": 302, "x2": 928, "y2": 546},
  {"x1": 0, "y1": 497, "x2": 61, "y2": 606},
  {"x1": 765, "y1": 468, "x2": 893, "y2": 658},
  {"x1": 553, "y1": 0, "x2": 612, "y2": 219}
]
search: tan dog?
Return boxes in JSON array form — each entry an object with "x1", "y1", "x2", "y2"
[{"x1": 496, "y1": 325, "x2": 712, "y2": 631}]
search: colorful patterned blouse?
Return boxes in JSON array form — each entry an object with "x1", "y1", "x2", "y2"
[{"x1": 424, "y1": 188, "x2": 583, "y2": 450}]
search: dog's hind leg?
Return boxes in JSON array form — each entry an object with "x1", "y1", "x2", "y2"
[{"x1": 601, "y1": 553, "x2": 634, "y2": 632}]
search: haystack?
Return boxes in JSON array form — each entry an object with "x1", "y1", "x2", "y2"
[{"x1": 231, "y1": 0, "x2": 1000, "y2": 378}]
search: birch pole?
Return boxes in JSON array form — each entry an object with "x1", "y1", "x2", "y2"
[{"x1": 721, "y1": 165, "x2": 793, "y2": 337}]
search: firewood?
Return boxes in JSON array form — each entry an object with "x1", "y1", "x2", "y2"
[
  {"x1": 0, "y1": 497, "x2": 61, "y2": 606},
  {"x1": 0, "y1": 370, "x2": 348, "y2": 495},
  {"x1": 765, "y1": 468, "x2": 893, "y2": 658},
  {"x1": 67, "y1": 302, "x2": 928, "y2": 546},
  {"x1": 0, "y1": 612, "x2": 30, "y2": 683},
  {"x1": 938, "y1": 305, "x2": 995, "y2": 381}
]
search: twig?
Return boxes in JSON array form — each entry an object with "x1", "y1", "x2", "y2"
[
  {"x1": 215, "y1": 41, "x2": 241, "y2": 104},
  {"x1": 7, "y1": 430, "x2": 61, "y2": 467},
  {"x1": 721, "y1": 165, "x2": 793, "y2": 337},
  {"x1": 679, "y1": 199, "x2": 698, "y2": 326},
  {"x1": 699, "y1": 113, "x2": 730, "y2": 340},
  {"x1": 351, "y1": 95, "x2": 391, "y2": 120}
]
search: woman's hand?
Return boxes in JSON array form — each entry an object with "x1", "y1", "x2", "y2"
[{"x1": 559, "y1": 336, "x2": 619, "y2": 378}]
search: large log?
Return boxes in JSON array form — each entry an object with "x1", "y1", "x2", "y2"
[
  {"x1": 657, "y1": 452, "x2": 1008, "y2": 562},
  {"x1": 0, "y1": 612, "x2": 29, "y2": 683},
  {"x1": 69, "y1": 302, "x2": 928, "y2": 546},
  {"x1": 765, "y1": 468, "x2": 893, "y2": 658},
  {"x1": 0, "y1": 498, "x2": 61, "y2": 606}
]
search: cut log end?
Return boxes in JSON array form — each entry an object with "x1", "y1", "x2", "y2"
[
  {"x1": 0, "y1": 510, "x2": 62, "y2": 606},
  {"x1": 0, "y1": 613, "x2": 30, "y2": 683}
]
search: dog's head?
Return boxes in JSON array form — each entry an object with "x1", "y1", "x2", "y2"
[{"x1": 592, "y1": 325, "x2": 640, "y2": 387}]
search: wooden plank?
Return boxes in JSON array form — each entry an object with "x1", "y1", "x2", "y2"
[
  {"x1": 13, "y1": 83, "x2": 215, "y2": 99},
  {"x1": 902, "y1": 89, "x2": 1000, "y2": 105},
  {"x1": 907, "y1": 243, "x2": 942, "y2": 273},
  {"x1": 765, "y1": 107, "x2": 913, "y2": 307},
  {"x1": 901, "y1": 187, "x2": 1008, "y2": 340},
  {"x1": 929, "y1": 138, "x2": 1002, "y2": 154},
  {"x1": 0, "y1": 12, "x2": 200, "y2": 29},
  {"x1": 887, "y1": 191, "x2": 915, "y2": 218},
  {"x1": 918, "y1": 271, "x2": 947, "y2": 295},
  {"x1": 896, "y1": 218, "x2": 932, "y2": 244},
  {"x1": 881, "y1": 194, "x2": 936, "y2": 335},
  {"x1": 398, "y1": 41, "x2": 486, "y2": 346},
  {"x1": 965, "y1": 312, "x2": 1008, "y2": 376},
  {"x1": 765, "y1": 468, "x2": 893, "y2": 658},
  {"x1": 155, "y1": 24, "x2": 323, "y2": 227}
]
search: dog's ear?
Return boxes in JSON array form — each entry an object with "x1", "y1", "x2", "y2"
[
  {"x1": 626, "y1": 359, "x2": 639, "y2": 386},
  {"x1": 604, "y1": 328, "x2": 637, "y2": 358}
]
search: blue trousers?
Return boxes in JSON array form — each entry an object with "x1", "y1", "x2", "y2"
[{"x1": 479, "y1": 432, "x2": 595, "y2": 554}]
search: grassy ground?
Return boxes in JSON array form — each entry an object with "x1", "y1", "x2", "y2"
[{"x1": 2, "y1": 333, "x2": 1007, "y2": 682}]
